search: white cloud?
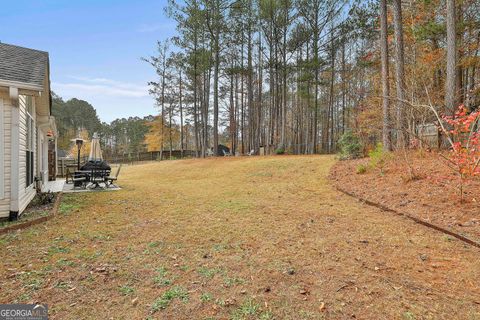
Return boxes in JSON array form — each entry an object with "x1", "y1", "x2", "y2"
[{"x1": 52, "y1": 76, "x2": 150, "y2": 98}]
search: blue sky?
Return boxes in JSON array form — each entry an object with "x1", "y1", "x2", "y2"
[{"x1": 0, "y1": 0, "x2": 176, "y2": 122}]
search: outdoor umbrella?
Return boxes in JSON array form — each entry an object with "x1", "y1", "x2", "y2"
[
  {"x1": 89, "y1": 133, "x2": 103, "y2": 161},
  {"x1": 80, "y1": 132, "x2": 110, "y2": 172}
]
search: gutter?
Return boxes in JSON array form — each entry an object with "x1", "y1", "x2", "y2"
[{"x1": 0, "y1": 79, "x2": 43, "y2": 92}]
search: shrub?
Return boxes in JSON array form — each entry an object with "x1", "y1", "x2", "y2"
[
  {"x1": 31, "y1": 191, "x2": 55, "y2": 206},
  {"x1": 439, "y1": 105, "x2": 480, "y2": 201},
  {"x1": 338, "y1": 131, "x2": 363, "y2": 160},
  {"x1": 368, "y1": 143, "x2": 392, "y2": 174},
  {"x1": 275, "y1": 146, "x2": 285, "y2": 155},
  {"x1": 356, "y1": 164, "x2": 367, "y2": 174}
]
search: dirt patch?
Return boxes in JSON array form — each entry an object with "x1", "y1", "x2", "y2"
[
  {"x1": 0, "y1": 192, "x2": 60, "y2": 234},
  {"x1": 330, "y1": 151, "x2": 480, "y2": 242},
  {"x1": 1, "y1": 156, "x2": 479, "y2": 319}
]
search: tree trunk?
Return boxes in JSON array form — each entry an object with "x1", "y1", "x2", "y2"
[
  {"x1": 392, "y1": 0, "x2": 406, "y2": 148},
  {"x1": 445, "y1": 0, "x2": 457, "y2": 115},
  {"x1": 247, "y1": 13, "x2": 254, "y2": 154},
  {"x1": 313, "y1": 15, "x2": 319, "y2": 154},
  {"x1": 328, "y1": 29, "x2": 335, "y2": 153},
  {"x1": 213, "y1": 36, "x2": 220, "y2": 156},
  {"x1": 160, "y1": 58, "x2": 166, "y2": 160},
  {"x1": 179, "y1": 70, "x2": 184, "y2": 157},
  {"x1": 380, "y1": 0, "x2": 392, "y2": 150}
]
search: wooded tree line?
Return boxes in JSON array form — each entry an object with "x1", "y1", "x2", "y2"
[
  {"x1": 144, "y1": 0, "x2": 480, "y2": 156},
  {"x1": 53, "y1": 93, "x2": 154, "y2": 156}
]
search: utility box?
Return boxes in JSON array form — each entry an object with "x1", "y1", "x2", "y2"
[{"x1": 417, "y1": 123, "x2": 439, "y2": 149}]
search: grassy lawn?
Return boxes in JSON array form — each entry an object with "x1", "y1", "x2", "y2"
[{"x1": 1, "y1": 155, "x2": 479, "y2": 319}]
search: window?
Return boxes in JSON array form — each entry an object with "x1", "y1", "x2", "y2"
[{"x1": 25, "y1": 96, "x2": 34, "y2": 187}]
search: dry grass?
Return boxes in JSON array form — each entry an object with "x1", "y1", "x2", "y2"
[{"x1": 0, "y1": 155, "x2": 479, "y2": 319}]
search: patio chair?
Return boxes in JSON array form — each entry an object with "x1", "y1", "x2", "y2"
[
  {"x1": 223, "y1": 150, "x2": 232, "y2": 157},
  {"x1": 247, "y1": 149, "x2": 255, "y2": 156},
  {"x1": 72, "y1": 172, "x2": 87, "y2": 189},
  {"x1": 90, "y1": 168, "x2": 108, "y2": 189},
  {"x1": 105, "y1": 165, "x2": 122, "y2": 187}
]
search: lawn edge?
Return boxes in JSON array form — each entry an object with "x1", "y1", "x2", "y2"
[
  {"x1": 333, "y1": 183, "x2": 480, "y2": 249},
  {"x1": 0, "y1": 192, "x2": 63, "y2": 236}
]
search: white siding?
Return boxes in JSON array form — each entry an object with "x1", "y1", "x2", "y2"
[
  {"x1": 0, "y1": 92, "x2": 12, "y2": 217},
  {"x1": 18, "y1": 95, "x2": 36, "y2": 214},
  {"x1": 0, "y1": 98, "x2": 4, "y2": 199}
]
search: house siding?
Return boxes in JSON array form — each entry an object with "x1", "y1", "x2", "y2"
[
  {"x1": 0, "y1": 92, "x2": 12, "y2": 217},
  {"x1": 18, "y1": 95, "x2": 36, "y2": 214}
]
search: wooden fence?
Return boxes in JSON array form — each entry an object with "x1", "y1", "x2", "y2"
[
  {"x1": 104, "y1": 150, "x2": 196, "y2": 163},
  {"x1": 57, "y1": 151, "x2": 195, "y2": 177}
]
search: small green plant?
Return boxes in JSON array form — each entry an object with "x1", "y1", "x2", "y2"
[
  {"x1": 259, "y1": 311, "x2": 274, "y2": 320},
  {"x1": 338, "y1": 131, "x2": 363, "y2": 160},
  {"x1": 212, "y1": 243, "x2": 228, "y2": 252},
  {"x1": 48, "y1": 246, "x2": 70, "y2": 255},
  {"x1": 368, "y1": 143, "x2": 392, "y2": 174},
  {"x1": 153, "y1": 267, "x2": 172, "y2": 287},
  {"x1": 223, "y1": 276, "x2": 245, "y2": 287},
  {"x1": 148, "y1": 241, "x2": 162, "y2": 248},
  {"x1": 59, "y1": 203, "x2": 79, "y2": 214},
  {"x1": 119, "y1": 285, "x2": 135, "y2": 296},
  {"x1": 32, "y1": 191, "x2": 55, "y2": 206},
  {"x1": 156, "y1": 266, "x2": 168, "y2": 276},
  {"x1": 179, "y1": 265, "x2": 189, "y2": 271},
  {"x1": 274, "y1": 146, "x2": 285, "y2": 155},
  {"x1": 16, "y1": 293, "x2": 31, "y2": 302},
  {"x1": 231, "y1": 298, "x2": 260, "y2": 320},
  {"x1": 154, "y1": 276, "x2": 172, "y2": 287},
  {"x1": 403, "y1": 311, "x2": 416, "y2": 320},
  {"x1": 56, "y1": 258, "x2": 75, "y2": 267},
  {"x1": 197, "y1": 266, "x2": 223, "y2": 279},
  {"x1": 54, "y1": 281, "x2": 69, "y2": 290},
  {"x1": 200, "y1": 292, "x2": 213, "y2": 302},
  {"x1": 215, "y1": 298, "x2": 226, "y2": 307},
  {"x1": 151, "y1": 286, "x2": 189, "y2": 311},
  {"x1": 356, "y1": 164, "x2": 367, "y2": 174}
]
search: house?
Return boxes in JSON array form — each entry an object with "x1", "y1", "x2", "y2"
[{"x1": 0, "y1": 43, "x2": 57, "y2": 220}]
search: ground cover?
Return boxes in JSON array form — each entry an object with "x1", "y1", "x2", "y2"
[{"x1": 1, "y1": 156, "x2": 479, "y2": 319}]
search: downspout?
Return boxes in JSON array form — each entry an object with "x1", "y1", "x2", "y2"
[
  {"x1": 38, "y1": 117, "x2": 55, "y2": 183},
  {"x1": 9, "y1": 87, "x2": 19, "y2": 221}
]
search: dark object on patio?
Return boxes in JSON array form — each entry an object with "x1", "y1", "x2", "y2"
[
  {"x1": 217, "y1": 144, "x2": 230, "y2": 156},
  {"x1": 81, "y1": 160, "x2": 111, "y2": 188},
  {"x1": 81, "y1": 160, "x2": 111, "y2": 172},
  {"x1": 105, "y1": 165, "x2": 122, "y2": 187},
  {"x1": 73, "y1": 172, "x2": 88, "y2": 189},
  {"x1": 90, "y1": 168, "x2": 110, "y2": 188}
]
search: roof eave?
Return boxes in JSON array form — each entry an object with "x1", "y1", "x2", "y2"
[{"x1": 0, "y1": 79, "x2": 43, "y2": 92}]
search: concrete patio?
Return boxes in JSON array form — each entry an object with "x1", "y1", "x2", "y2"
[{"x1": 42, "y1": 179, "x2": 121, "y2": 193}]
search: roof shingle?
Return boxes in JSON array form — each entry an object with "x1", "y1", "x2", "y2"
[{"x1": 0, "y1": 43, "x2": 49, "y2": 88}]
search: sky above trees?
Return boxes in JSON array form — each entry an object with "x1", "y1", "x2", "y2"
[{"x1": 0, "y1": 0, "x2": 175, "y2": 122}]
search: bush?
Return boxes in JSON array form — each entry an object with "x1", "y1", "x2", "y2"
[
  {"x1": 356, "y1": 164, "x2": 367, "y2": 174},
  {"x1": 338, "y1": 131, "x2": 363, "y2": 160},
  {"x1": 368, "y1": 143, "x2": 392, "y2": 174},
  {"x1": 275, "y1": 146, "x2": 285, "y2": 155},
  {"x1": 439, "y1": 105, "x2": 480, "y2": 201}
]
